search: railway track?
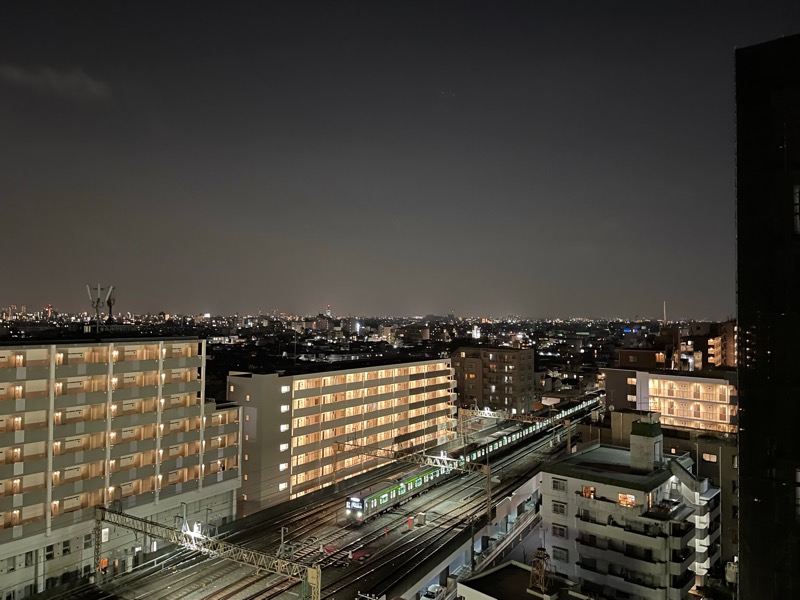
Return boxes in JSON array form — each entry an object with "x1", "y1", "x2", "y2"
[{"x1": 92, "y1": 419, "x2": 583, "y2": 600}]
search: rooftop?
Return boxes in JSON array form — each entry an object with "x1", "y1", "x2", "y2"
[
  {"x1": 460, "y1": 561, "x2": 535, "y2": 599},
  {"x1": 228, "y1": 354, "x2": 449, "y2": 377},
  {"x1": 543, "y1": 443, "x2": 692, "y2": 493},
  {"x1": 0, "y1": 334, "x2": 200, "y2": 347}
]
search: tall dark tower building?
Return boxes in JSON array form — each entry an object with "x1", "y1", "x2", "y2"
[{"x1": 736, "y1": 34, "x2": 800, "y2": 599}]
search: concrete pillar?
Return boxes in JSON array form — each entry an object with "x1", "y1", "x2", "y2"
[
  {"x1": 438, "y1": 566, "x2": 450, "y2": 586},
  {"x1": 35, "y1": 547, "x2": 45, "y2": 593}
]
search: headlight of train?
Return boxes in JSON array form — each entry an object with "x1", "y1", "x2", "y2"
[
  {"x1": 346, "y1": 509, "x2": 351, "y2": 515},
  {"x1": 357, "y1": 511, "x2": 363, "y2": 518}
]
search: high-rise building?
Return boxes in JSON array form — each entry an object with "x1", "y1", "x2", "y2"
[
  {"x1": 227, "y1": 358, "x2": 456, "y2": 515},
  {"x1": 736, "y1": 33, "x2": 800, "y2": 599},
  {"x1": 0, "y1": 338, "x2": 241, "y2": 599}
]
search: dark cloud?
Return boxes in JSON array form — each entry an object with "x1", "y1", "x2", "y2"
[{"x1": 0, "y1": 65, "x2": 110, "y2": 102}]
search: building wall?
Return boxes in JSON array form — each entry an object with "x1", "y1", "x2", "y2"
[
  {"x1": 0, "y1": 339, "x2": 241, "y2": 598},
  {"x1": 736, "y1": 33, "x2": 800, "y2": 600},
  {"x1": 229, "y1": 359, "x2": 457, "y2": 515},
  {"x1": 662, "y1": 435, "x2": 738, "y2": 565},
  {"x1": 451, "y1": 347, "x2": 535, "y2": 412},
  {"x1": 602, "y1": 369, "x2": 637, "y2": 412},
  {"x1": 603, "y1": 368, "x2": 738, "y2": 435},
  {"x1": 540, "y1": 452, "x2": 718, "y2": 599}
]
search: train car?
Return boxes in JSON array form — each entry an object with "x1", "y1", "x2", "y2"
[
  {"x1": 344, "y1": 392, "x2": 604, "y2": 525},
  {"x1": 345, "y1": 465, "x2": 449, "y2": 525},
  {"x1": 452, "y1": 392, "x2": 604, "y2": 466}
]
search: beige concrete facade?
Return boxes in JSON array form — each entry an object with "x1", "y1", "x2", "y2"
[
  {"x1": 0, "y1": 338, "x2": 241, "y2": 599},
  {"x1": 228, "y1": 359, "x2": 457, "y2": 515}
]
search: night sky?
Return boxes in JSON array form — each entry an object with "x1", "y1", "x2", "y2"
[{"x1": 3, "y1": 2, "x2": 799, "y2": 319}]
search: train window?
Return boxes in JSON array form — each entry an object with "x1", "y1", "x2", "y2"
[
  {"x1": 399, "y1": 483, "x2": 406, "y2": 495},
  {"x1": 380, "y1": 494, "x2": 389, "y2": 505},
  {"x1": 371, "y1": 499, "x2": 377, "y2": 509},
  {"x1": 423, "y1": 475, "x2": 429, "y2": 483},
  {"x1": 390, "y1": 490, "x2": 396, "y2": 499},
  {"x1": 415, "y1": 478, "x2": 422, "y2": 487}
]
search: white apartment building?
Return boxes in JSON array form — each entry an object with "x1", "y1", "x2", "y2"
[
  {"x1": 540, "y1": 414, "x2": 721, "y2": 600},
  {"x1": 0, "y1": 338, "x2": 241, "y2": 599},
  {"x1": 604, "y1": 369, "x2": 738, "y2": 435},
  {"x1": 227, "y1": 359, "x2": 456, "y2": 515}
]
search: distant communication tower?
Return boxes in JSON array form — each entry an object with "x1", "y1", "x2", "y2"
[
  {"x1": 87, "y1": 284, "x2": 114, "y2": 333},
  {"x1": 529, "y1": 547, "x2": 552, "y2": 593}
]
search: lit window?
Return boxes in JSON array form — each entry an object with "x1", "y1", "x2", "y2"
[
  {"x1": 278, "y1": 482, "x2": 288, "y2": 491},
  {"x1": 581, "y1": 486, "x2": 595, "y2": 499},
  {"x1": 245, "y1": 434, "x2": 249, "y2": 441},
  {"x1": 245, "y1": 415, "x2": 250, "y2": 422},
  {"x1": 732, "y1": 455, "x2": 739, "y2": 469},
  {"x1": 279, "y1": 443, "x2": 289, "y2": 452},
  {"x1": 279, "y1": 463, "x2": 288, "y2": 471},
  {"x1": 280, "y1": 405, "x2": 290, "y2": 413},
  {"x1": 281, "y1": 385, "x2": 290, "y2": 393},
  {"x1": 626, "y1": 377, "x2": 637, "y2": 385},
  {"x1": 242, "y1": 494, "x2": 247, "y2": 501},
  {"x1": 229, "y1": 385, "x2": 234, "y2": 393},
  {"x1": 243, "y1": 474, "x2": 248, "y2": 481},
  {"x1": 245, "y1": 394, "x2": 250, "y2": 402},
  {"x1": 702, "y1": 453, "x2": 718, "y2": 463},
  {"x1": 280, "y1": 424, "x2": 289, "y2": 432},
  {"x1": 618, "y1": 493, "x2": 637, "y2": 507},
  {"x1": 244, "y1": 454, "x2": 249, "y2": 461}
]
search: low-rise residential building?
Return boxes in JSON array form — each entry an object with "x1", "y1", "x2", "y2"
[
  {"x1": 228, "y1": 358, "x2": 456, "y2": 515},
  {"x1": 0, "y1": 338, "x2": 241, "y2": 599},
  {"x1": 540, "y1": 415, "x2": 721, "y2": 599}
]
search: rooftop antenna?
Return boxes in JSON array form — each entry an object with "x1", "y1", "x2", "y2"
[
  {"x1": 106, "y1": 286, "x2": 116, "y2": 324},
  {"x1": 87, "y1": 284, "x2": 114, "y2": 333},
  {"x1": 663, "y1": 301, "x2": 667, "y2": 325}
]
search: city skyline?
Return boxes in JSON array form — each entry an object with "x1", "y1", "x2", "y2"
[{"x1": 3, "y1": 2, "x2": 800, "y2": 319}]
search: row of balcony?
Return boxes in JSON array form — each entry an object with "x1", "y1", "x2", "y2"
[
  {"x1": 291, "y1": 371, "x2": 453, "y2": 400},
  {"x1": 0, "y1": 380, "x2": 202, "y2": 408},
  {"x1": 0, "y1": 347, "x2": 198, "y2": 368},
  {"x1": 0, "y1": 420, "x2": 239, "y2": 475},
  {"x1": 0, "y1": 467, "x2": 238, "y2": 536}
]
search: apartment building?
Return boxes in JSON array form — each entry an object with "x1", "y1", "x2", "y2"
[
  {"x1": 0, "y1": 338, "x2": 241, "y2": 599},
  {"x1": 451, "y1": 347, "x2": 535, "y2": 412},
  {"x1": 603, "y1": 369, "x2": 737, "y2": 435},
  {"x1": 602, "y1": 369, "x2": 738, "y2": 566},
  {"x1": 706, "y1": 320, "x2": 736, "y2": 368},
  {"x1": 228, "y1": 359, "x2": 456, "y2": 515},
  {"x1": 541, "y1": 415, "x2": 721, "y2": 599}
]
